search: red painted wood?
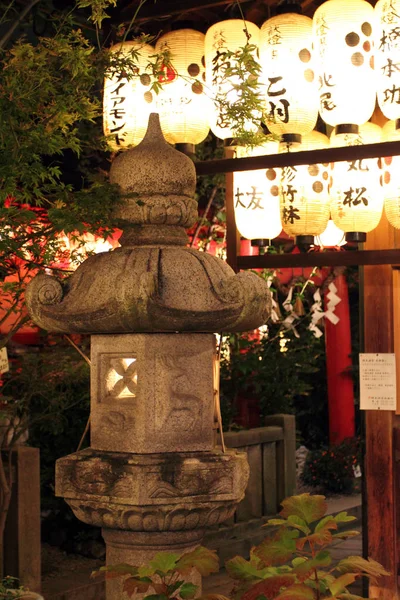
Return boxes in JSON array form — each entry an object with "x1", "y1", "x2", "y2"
[{"x1": 324, "y1": 274, "x2": 355, "y2": 444}]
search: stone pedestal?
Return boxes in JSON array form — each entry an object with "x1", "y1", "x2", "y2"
[{"x1": 27, "y1": 114, "x2": 271, "y2": 599}]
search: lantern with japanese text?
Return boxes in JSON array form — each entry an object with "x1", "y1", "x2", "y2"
[
  {"x1": 103, "y1": 41, "x2": 155, "y2": 150},
  {"x1": 329, "y1": 122, "x2": 383, "y2": 242},
  {"x1": 155, "y1": 30, "x2": 211, "y2": 146},
  {"x1": 205, "y1": 20, "x2": 260, "y2": 140},
  {"x1": 381, "y1": 120, "x2": 400, "y2": 228},
  {"x1": 260, "y1": 12, "x2": 319, "y2": 137},
  {"x1": 279, "y1": 131, "x2": 331, "y2": 247},
  {"x1": 313, "y1": 0, "x2": 376, "y2": 129},
  {"x1": 375, "y1": 0, "x2": 400, "y2": 120},
  {"x1": 233, "y1": 140, "x2": 282, "y2": 245}
]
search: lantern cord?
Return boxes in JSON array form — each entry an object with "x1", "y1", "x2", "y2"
[
  {"x1": 63, "y1": 335, "x2": 91, "y2": 452},
  {"x1": 64, "y1": 334, "x2": 91, "y2": 367},
  {"x1": 190, "y1": 185, "x2": 219, "y2": 248},
  {"x1": 214, "y1": 332, "x2": 226, "y2": 453}
]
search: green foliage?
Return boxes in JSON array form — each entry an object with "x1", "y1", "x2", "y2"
[
  {"x1": 219, "y1": 321, "x2": 324, "y2": 430},
  {"x1": 98, "y1": 494, "x2": 389, "y2": 600},
  {"x1": 0, "y1": 576, "x2": 25, "y2": 599},
  {"x1": 302, "y1": 438, "x2": 362, "y2": 495},
  {"x1": 218, "y1": 493, "x2": 388, "y2": 600},
  {"x1": 92, "y1": 546, "x2": 219, "y2": 599}
]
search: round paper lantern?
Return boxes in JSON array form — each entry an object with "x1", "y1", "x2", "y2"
[
  {"x1": 279, "y1": 131, "x2": 331, "y2": 246},
  {"x1": 155, "y1": 30, "x2": 211, "y2": 145},
  {"x1": 315, "y1": 219, "x2": 346, "y2": 247},
  {"x1": 205, "y1": 20, "x2": 260, "y2": 140},
  {"x1": 329, "y1": 122, "x2": 383, "y2": 242},
  {"x1": 103, "y1": 41, "x2": 155, "y2": 150},
  {"x1": 260, "y1": 12, "x2": 319, "y2": 137},
  {"x1": 313, "y1": 0, "x2": 376, "y2": 128},
  {"x1": 233, "y1": 141, "x2": 282, "y2": 245},
  {"x1": 375, "y1": 0, "x2": 400, "y2": 120},
  {"x1": 381, "y1": 120, "x2": 400, "y2": 228}
]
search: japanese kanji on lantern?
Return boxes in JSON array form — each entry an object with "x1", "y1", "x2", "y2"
[
  {"x1": 233, "y1": 140, "x2": 282, "y2": 246},
  {"x1": 279, "y1": 130, "x2": 330, "y2": 247},
  {"x1": 375, "y1": 0, "x2": 400, "y2": 120},
  {"x1": 312, "y1": 0, "x2": 376, "y2": 129},
  {"x1": 329, "y1": 122, "x2": 384, "y2": 242},
  {"x1": 103, "y1": 41, "x2": 155, "y2": 150},
  {"x1": 381, "y1": 120, "x2": 400, "y2": 229},
  {"x1": 155, "y1": 30, "x2": 211, "y2": 145},
  {"x1": 260, "y1": 10, "x2": 319, "y2": 138},
  {"x1": 205, "y1": 19, "x2": 260, "y2": 140}
]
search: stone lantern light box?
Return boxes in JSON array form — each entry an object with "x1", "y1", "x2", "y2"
[{"x1": 25, "y1": 114, "x2": 271, "y2": 598}]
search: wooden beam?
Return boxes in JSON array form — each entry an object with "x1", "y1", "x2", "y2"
[
  {"x1": 236, "y1": 248, "x2": 400, "y2": 269},
  {"x1": 364, "y1": 213, "x2": 400, "y2": 600},
  {"x1": 195, "y1": 140, "x2": 400, "y2": 176}
]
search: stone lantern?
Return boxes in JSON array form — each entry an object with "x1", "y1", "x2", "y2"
[{"x1": 25, "y1": 114, "x2": 271, "y2": 599}]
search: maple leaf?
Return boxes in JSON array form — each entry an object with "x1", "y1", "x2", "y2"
[
  {"x1": 123, "y1": 576, "x2": 152, "y2": 597},
  {"x1": 180, "y1": 582, "x2": 198, "y2": 599},
  {"x1": 149, "y1": 552, "x2": 180, "y2": 576},
  {"x1": 332, "y1": 531, "x2": 360, "y2": 541},
  {"x1": 176, "y1": 547, "x2": 219, "y2": 577},
  {"x1": 329, "y1": 573, "x2": 358, "y2": 596},
  {"x1": 292, "y1": 551, "x2": 331, "y2": 581},
  {"x1": 241, "y1": 575, "x2": 296, "y2": 600},
  {"x1": 296, "y1": 517, "x2": 338, "y2": 550},
  {"x1": 255, "y1": 529, "x2": 298, "y2": 566},
  {"x1": 280, "y1": 494, "x2": 327, "y2": 524},
  {"x1": 91, "y1": 563, "x2": 138, "y2": 579},
  {"x1": 333, "y1": 512, "x2": 357, "y2": 524},
  {"x1": 336, "y1": 556, "x2": 390, "y2": 584},
  {"x1": 225, "y1": 555, "x2": 272, "y2": 581},
  {"x1": 275, "y1": 583, "x2": 316, "y2": 600}
]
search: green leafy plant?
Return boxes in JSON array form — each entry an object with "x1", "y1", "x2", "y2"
[
  {"x1": 92, "y1": 546, "x2": 219, "y2": 599},
  {"x1": 0, "y1": 576, "x2": 25, "y2": 599},
  {"x1": 97, "y1": 494, "x2": 389, "y2": 600},
  {"x1": 220, "y1": 493, "x2": 388, "y2": 600},
  {"x1": 302, "y1": 439, "x2": 362, "y2": 495}
]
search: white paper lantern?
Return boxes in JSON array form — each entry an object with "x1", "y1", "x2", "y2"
[
  {"x1": 205, "y1": 20, "x2": 260, "y2": 139},
  {"x1": 155, "y1": 30, "x2": 211, "y2": 145},
  {"x1": 381, "y1": 120, "x2": 400, "y2": 228},
  {"x1": 313, "y1": 0, "x2": 376, "y2": 127},
  {"x1": 233, "y1": 141, "x2": 282, "y2": 243},
  {"x1": 279, "y1": 131, "x2": 331, "y2": 244},
  {"x1": 260, "y1": 13, "x2": 319, "y2": 137},
  {"x1": 315, "y1": 219, "x2": 346, "y2": 247},
  {"x1": 375, "y1": 0, "x2": 400, "y2": 120},
  {"x1": 329, "y1": 122, "x2": 383, "y2": 241},
  {"x1": 103, "y1": 41, "x2": 155, "y2": 150}
]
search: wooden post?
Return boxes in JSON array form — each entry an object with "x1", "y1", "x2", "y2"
[
  {"x1": 364, "y1": 212, "x2": 400, "y2": 600},
  {"x1": 224, "y1": 146, "x2": 240, "y2": 273},
  {"x1": 3, "y1": 447, "x2": 41, "y2": 592}
]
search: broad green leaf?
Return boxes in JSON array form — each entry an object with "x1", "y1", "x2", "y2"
[
  {"x1": 336, "y1": 556, "x2": 390, "y2": 584},
  {"x1": 293, "y1": 551, "x2": 331, "y2": 581},
  {"x1": 329, "y1": 573, "x2": 357, "y2": 596},
  {"x1": 225, "y1": 555, "x2": 271, "y2": 581},
  {"x1": 149, "y1": 552, "x2": 180, "y2": 575},
  {"x1": 180, "y1": 583, "x2": 198, "y2": 599},
  {"x1": 296, "y1": 519, "x2": 337, "y2": 550},
  {"x1": 334, "y1": 512, "x2": 357, "y2": 524},
  {"x1": 315, "y1": 517, "x2": 338, "y2": 533},
  {"x1": 287, "y1": 515, "x2": 311, "y2": 535},
  {"x1": 91, "y1": 563, "x2": 138, "y2": 579},
  {"x1": 280, "y1": 494, "x2": 327, "y2": 524},
  {"x1": 292, "y1": 558, "x2": 307, "y2": 567},
  {"x1": 241, "y1": 575, "x2": 296, "y2": 600},
  {"x1": 275, "y1": 583, "x2": 316, "y2": 600},
  {"x1": 123, "y1": 577, "x2": 152, "y2": 597},
  {"x1": 255, "y1": 529, "x2": 298, "y2": 566},
  {"x1": 176, "y1": 547, "x2": 219, "y2": 577},
  {"x1": 267, "y1": 519, "x2": 287, "y2": 527}
]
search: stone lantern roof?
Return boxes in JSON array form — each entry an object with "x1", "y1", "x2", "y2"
[{"x1": 26, "y1": 114, "x2": 271, "y2": 333}]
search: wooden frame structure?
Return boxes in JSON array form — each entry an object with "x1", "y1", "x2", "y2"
[{"x1": 195, "y1": 140, "x2": 400, "y2": 600}]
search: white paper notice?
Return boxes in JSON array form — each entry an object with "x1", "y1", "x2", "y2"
[
  {"x1": 359, "y1": 353, "x2": 397, "y2": 411},
  {"x1": 0, "y1": 347, "x2": 9, "y2": 374}
]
